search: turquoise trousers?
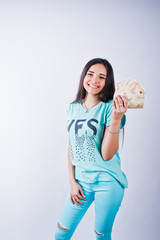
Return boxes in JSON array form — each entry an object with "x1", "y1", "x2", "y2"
[{"x1": 54, "y1": 178, "x2": 125, "y2": 240}]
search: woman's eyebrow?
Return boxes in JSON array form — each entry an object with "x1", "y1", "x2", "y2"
[{"x1": 88, "y1": 70, "x2": 107, "y2": 76}]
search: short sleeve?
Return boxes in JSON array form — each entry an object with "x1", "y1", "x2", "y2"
[
  {"x1": 105, "y1": 100, "x2": 113, "y2": 128},
  {"x1": 120, "y1": 114, "x2": 126, "y2": 129},
  {"x1": 65, "y1": 103, "x2": 71, "y2": 122},
  {"x1": 105, "y1": 100, "x2": 126, "y2": 129}
]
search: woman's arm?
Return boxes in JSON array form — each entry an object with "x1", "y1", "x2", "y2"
[
  {"x1": 68, "y1": 143, "x2": 76, "y2": 183},
  {"x1": 101, "y1": 118, "x2": 121, "y2": 161},
  {"x1": 101, "y1": 95, "x2": 128, "y2": 161}
]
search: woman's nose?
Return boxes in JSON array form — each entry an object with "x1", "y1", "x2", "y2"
[{"x1": 92, "y1": 75, "x2": 99, "y2": 83}]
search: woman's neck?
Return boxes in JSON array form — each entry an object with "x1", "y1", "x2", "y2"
[{"x1": 83, "y1": 93, "x2": 100, "y2": 107}]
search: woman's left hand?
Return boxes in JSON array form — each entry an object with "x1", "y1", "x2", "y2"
[{"x1": 111, "y1": 95, "x2": 128, "y2": 121}]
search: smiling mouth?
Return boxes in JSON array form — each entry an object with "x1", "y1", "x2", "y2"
[{"x1": 88, "y1": 84, "x2": 99, "y2": 89}]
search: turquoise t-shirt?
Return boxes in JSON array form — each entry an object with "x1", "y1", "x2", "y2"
[{"x1": 66, "y1": 99, "x2": 128, "y2": 188}]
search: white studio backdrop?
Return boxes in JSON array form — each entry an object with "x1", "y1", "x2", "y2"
[{"x1": 0, "y1": 0, "x2": 160, "y2": 239}]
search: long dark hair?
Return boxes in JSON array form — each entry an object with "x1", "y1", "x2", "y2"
[{"x1": 71, "y1": 58, "x2": 125, "y2": 148}]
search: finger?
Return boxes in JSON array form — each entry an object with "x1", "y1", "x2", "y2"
[
  {"x1": 122, "y1": 95, "x2": 128, "y2": 109},
  {"x1": 70, "y1": 195, "x2": 74, "y2": 204},
  {"x1": 77, "y1": 193, "x2": 86, "y2": 201},
  {"x1": 72, "y1": 196, "x2": 80, "y2": 206},
  {"x1": 113, "y1": 99, "x2": 116, "y2": 110},
  {"x1": 123, "y1": 99, "x2": 128, "y2": 109},
  {"x1": 117, "y1": 95, "x2": 125, "y2": 108},
  {"x1": 73, "y1": 199, "x2": 80, "y2": 206},
  {"x1": 115, "y1": 96, "x2": 121, "y2": 112},
  {"x1": 79, "y1": 190, "x2": 86, "y2": 200},
  {"x1": 77, "y1": 199, "x2": 85, "y2": 205},
  {"x1": 77, "y1": 183, "x2": 85, "y2": 198},
  {"x1": 76, "y1": 196, "x2": 85, "y2": 205},
  {"x1": 117, "y1": 95, "x2": 126, "y2": 112}
]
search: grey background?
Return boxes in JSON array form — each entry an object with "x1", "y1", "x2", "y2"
[{"x1": 0, "y1": 0, "x2": 159, "y2": 239}]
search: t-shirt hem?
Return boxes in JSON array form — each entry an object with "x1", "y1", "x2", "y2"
[{"x1": 75, "y1": 175, "x2": 116, "y2": 183}]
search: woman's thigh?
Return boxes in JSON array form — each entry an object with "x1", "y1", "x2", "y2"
[
  {"x1": 93, "y1": 180, "x2": 125, "y2": 239},
  {"x1": 54, "y1": 180, "x2": 94, "y2": 240}
]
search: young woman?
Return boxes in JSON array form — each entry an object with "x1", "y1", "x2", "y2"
[{"x1": 54, "y1": 58, "x2": 128, "y2": 240}]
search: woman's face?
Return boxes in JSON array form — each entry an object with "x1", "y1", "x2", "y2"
[{"x1": 83, "y1": 64, "x2": 107, "y2": 95}]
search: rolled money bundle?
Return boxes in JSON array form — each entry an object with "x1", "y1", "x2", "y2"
[{"x1": 113, "y1": 78, "x2": 146, "y2": 109}]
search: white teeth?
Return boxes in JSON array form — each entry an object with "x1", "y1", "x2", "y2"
[{"x1": 89, "y1": 84, "x2": 99, "y2": 89}]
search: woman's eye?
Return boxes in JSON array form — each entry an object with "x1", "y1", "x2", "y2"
[{"x1": 87, "y1": 73, "x2": 105, "y2": 79}]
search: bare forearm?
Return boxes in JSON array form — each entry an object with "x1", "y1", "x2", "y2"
[
  {"x1": 68, "y1": 144, "x2": 76, "y2": 183},
  {"x1": 101, "y1": 118, "x2": 121, "y2": 161}
]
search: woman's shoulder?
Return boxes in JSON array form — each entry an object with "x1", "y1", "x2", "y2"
[
  {"x1": 69, "y1": 100, "x2": 81, "y2": 105},
  {"x1": 66, "y1": 101, "x2": 80, "y2": 112},
  {"x1": 67, "y1": 101, "x2": 80, "y2": 108}
]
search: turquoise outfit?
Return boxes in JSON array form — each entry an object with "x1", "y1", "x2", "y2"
[
  {"x1": 54, "y1": 179, "x2": 124, "y2": 240},
  {"x1": 54, "y1": 99, "x2": 128, "y2": 240},
  {"x1": 66, "y1": 99, "x2": 128, "y2": 188}
]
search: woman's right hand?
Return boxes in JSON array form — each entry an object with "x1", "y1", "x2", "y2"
[{"x1": 70, "y1": 180, "x2": 86, "y2": 206}]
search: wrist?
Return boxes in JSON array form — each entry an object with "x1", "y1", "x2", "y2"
[
  {"x1": 108, "y1": 117, "x2": 121, "y2": 133},
  {"x1": 110, "y1": 117, "x2": 121, "y2": 126},
  {"x1": 69, "y1": 178, "x2": 76, "y2": 184}
]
